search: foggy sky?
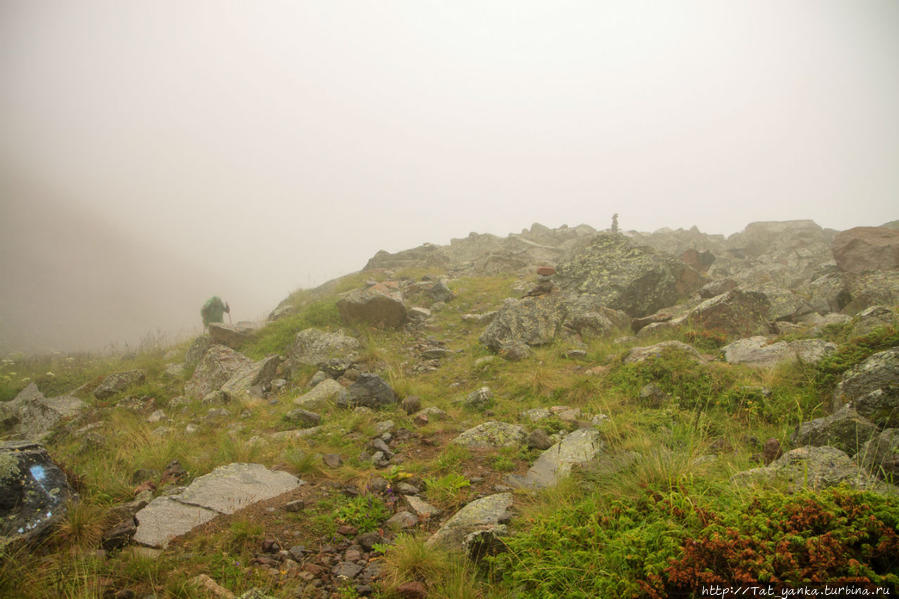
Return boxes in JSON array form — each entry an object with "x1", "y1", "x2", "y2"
[{"x1": 2, "y1": 1, "x2": 898, "y2": 352}]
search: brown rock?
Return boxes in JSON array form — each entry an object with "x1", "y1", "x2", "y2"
[
  {"x1": 536, "y1": 266, "x2": 556, "y2": 276},
  {"x1": 396, "y1": 581, "x2": 428, "y2": 599},
  {"x1": 762, "y1": 438, "x2": 782, "y2": 465},
  {"x1": 832, "y1": 227, "x2": 899, "y2": 274}
]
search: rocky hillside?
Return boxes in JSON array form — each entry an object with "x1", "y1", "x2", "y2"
[{"x1": 2, "y1": 219, "x2": 899, "y2": 599}]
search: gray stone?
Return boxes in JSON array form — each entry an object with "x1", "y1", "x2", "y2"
[
  {"x1": 722, "y1": 337, "x2": 837, "y2": 367},
  {"x1": 463, "y1": 387, "x2": 493, "y2": 410},
  {"x1": 639, "y1": 383, "x2": 669, "y2": 407},
  {"x1": 526, "y1": 429, "x2": 553, "y2": 450},
  {"x1": 337, "y1": 283, "x2": 407, "y2": 328},
  {"x1": 515, "y1": 429, "x2": 604, "y2": 489},
  {"x1": 730, "y1": 446, "x2": 894, "y2": 494},
  {"x1": 427, "y1": 493, "x2": 513, "y2": 549},
  {"x1": 184, "y1": 335, "x2": 212, "y2": 367},
  {"x1": 462, "y1": 312, "x2": 498, "y2": 325},
  {"x1": 0, "y1": 383, "x2": 85, "y2": 441},
  {"x1": 624, "y1": 341, "x2": 704, "y2": 364},
  {"x1": 404, "y1": 495, "x2": 441, "y2": 518},
  {"x1": 322, "y1": 454, "x2": 342, "y2": 468},
  {"x1": 332, "y1": 561, "x2": 363, "y2": 580},
  {"x1": 555, "y1": 233, "x2": 702, "y2": 317},
  {"x1": 480, "y1": 295, "x2": 566, "y2": 352},
  {"x1": 521, "y1": 408, "x2": 550, "y2": 422},
  {"x1": 843, "y1": 271, "x2": 899, "y2": 314},
  {"x1": 561, "y1": 295, "x2": 631, "y2": 339},
  {"x1": 207, "y1": 322, "x2": 262, "y2": 349},
  {"x1": 385, "y1": 511, "x2": 417, "y2": 529},
  {"x1": 683, "y1": 290, "x2": 772, "y2": 337},
  {"x1": 741, "y1": 284, "x2": 814, "y2": 322},
  {"x1": 791, "y1": 405, "x2": 878, "y2": 456},
  {"x1": 850, "y1": 306, "x2": 897, "y2": 338},
  {"x1": 164, "y1": 363, "x2": 185, "y2": 378},
  {"x1": 861, "y1": 429, "x2": 899, "y2": 481},
  {"x1": 284, "y1": 409, "x2": 321, "y2": 428},
  {"x1": 294, "y1": 379, "x2": 348, "y2": 410},
  {"x1": 832, "y1": 348, "x2": 899, "y2": 411},
  {"x1": 428, "y1": 280, "x2": 455, "y2": 303},
  {"x1": 288, "y1": 328, "x2": 361, "y2": 367},
  {"x1": 853, "y1": 387, "x2": 899, "y2": 429},
  {"x1": 134, "y1": 463, "x2": 302, "y2": 548},
  {"x1": 94, "y1": 370, "x2": 146, "y2": 399},
  {"x1": 0, "y1": 442, "x2": 75, "y2": 547},
  {"x1": 220, "y1": 355, "x2": 281, "y2": 398},
  {"x1": 347, "y1": 374, "x2": 397, "y2": 409},
  {"x1": 452, "y1": 422, "x2": 525, "y2": 449},
  {"x1": 185, "y1": 345, "x2": 253, "y2": 400}
]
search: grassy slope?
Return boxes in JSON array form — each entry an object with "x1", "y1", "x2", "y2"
[{"x1": 1, "y1": 271, "x2": 897, "y2": 598}]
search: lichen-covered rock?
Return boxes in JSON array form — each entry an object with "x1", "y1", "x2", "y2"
[
  {"x1": 479, "y1": 295, "x2": 566, "y2": 352},
  {"x1": 0, "y1": 383, "x2": 85, "y2": 441},
  {"x1": 842, "y1": 271, "x2": 899, "y2": 315},
  {"x1": 861, "y1": 429, "x2": 899, "y2": 481},
  {"x1": 800, "y1": 272, "x2": 847, "y2": 315},
  {"x1": 184, "y1": 335, "x2": 212, "y2": 367},
  {"x1": 624, "y1": 341, "x2": 704, "y2": 364},
  {"x1": 426, "y1": 493, "x2": 513, "y2": 549},
  {"x1": 514, "y1": 429, "x2": 604, "y2": 489},
  {"x1": 346, "y1": 374, "x2": 397, "y2": 409},
  {"x1": 288, "y1": 328, "x2": 360, "y2": 367},
  {"x1": 684, "y1": 290, "x2": 771, "y2": 337},
  {"x1": 849, "y1": 306, "x2": 897, "y2": 338},
  {"x1": 740, "y1": 284, "x2": 814, "y2": 322},
  {"x1": 185, "y1": 345, "x2": 253, "y2": 400},
  {"x1": 730, "y1": 446, "x2": 893, "y2": 494},
  {"x1": 337, "y1": 283, "x2": 407, "y2": 328},
  {"x1": 722, "y1": 337, "x2": 836, "y2": 367},
  {"x1": 561, "y1": 294, "x2": 631, "y2": 339},
  {"x1": 852, "y1": 387, "x2": 899, "y2": 429},
  {"x1": 832, "y1": 347, "x2": 899, "y2": 412},
  {"x1": 1, "y1": 441, "x2": 75, "y2": 546},
  {"x1": 463, "y1": 387, "x2": 493, "y2": 410},
  {"x1": 791, "y1": 405, "x2": 878, "y2": 456},
  {"x1": 294, "y1": 379, "x2": 348, "y2": 410},
  {"x1": 94, "y1": 369, "x2": 146, "y2": 399},
  {"x1": 451, "y1": 422, "x2": 525, "y2": 448},
  {"x1": 556, "y1": 233, "x2": 702, "y2": 317},
  {"x1": 832, "y1": 226, "x2": 899, "y2": 274},
  {"x1": 220, "y1": 355, "x2": 281, "y2": 398}
]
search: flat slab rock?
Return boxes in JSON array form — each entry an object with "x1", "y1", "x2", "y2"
[
  {"x1": 723, "y1": 336, "x2": 836, "y2": 367},
  {"x1": 134, "y1": 463, "x2": 302, "y2": 548},
  {"x1": 510, "y1": 429, "x2": 604, "y2": 489}
]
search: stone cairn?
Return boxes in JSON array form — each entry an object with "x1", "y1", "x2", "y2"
[{"x1": 524, "y1": 266, "x2": 556, "y2": 297}]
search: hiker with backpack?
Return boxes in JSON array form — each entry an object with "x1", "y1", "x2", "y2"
[{"x1": 201, "y1": 296, "x2": 230, "y2": 329}]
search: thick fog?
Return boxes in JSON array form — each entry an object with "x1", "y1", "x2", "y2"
[{"x1": 2, "y1": 1, "x2": 898, "y2": 352}]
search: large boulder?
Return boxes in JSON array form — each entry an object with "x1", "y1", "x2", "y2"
[
  {"x1": 832, "y1": 348, "x2": 899, "y2": 412},
  {"x1": 94, "y1": 370, "x2": 146, "y2": 399},
  {"x1": 363, "y1": 243, "x2": 451, "y2": 271},
  {"x1": 684, "y1": 290, "x2": 771, "y2": 337},
  {"x1": 730, "y1": 446, "x2": 892, "y2": 494},
  {"x1": 451, "y1": 422, "x2": 526, "y2": 449},
  {"x1": 134, "y1": 463, "x2": 302, "y2": 548},
  {"x1": 185, "y1": 345, "x2": 253, "y2": 400},
  {"x1": 1, "y1": 442, "x2": 76, "y2": 546},
  {"x1": 0, "y1": 384, "x2": 85, "y2": 441},
  {"x1": 346, "y1": 374, "x2": 397, "y2": 409},
  {"x1": 849, "y1": 306, "x2": 897, "y2": 338},
  {"x1": 220, "y1": 355, "x2": 281, "y2": 398},
  {"x1": 426, "y1": 493, "x2": 513, "y2": 550},
  {"x1": 512, "y1": 429, "x2": 604, "y2": 489},
  {"x1": 791, "y1": 405, "x2": 878, "y2": 456},
  {"x1": 288, "y1": 328, "x2": 360, "y2": 367},
  {"x1": 555, "y1": 234, "x2": 702, "y2": 317},
  {"x1": 832, "y1": 226, "x2": 899, "y2": 274},
  {"x1": 740, "y1": 284, "x2": 814, "y2": 323},
  {"x1": 479, "y1": 295, "x2": 566, "y2": 353},
  {"x1": 800, "y1": 272, "x2": 848, "y2": 315},
  {"x1": 722, "y1": 337, "x2": 837, "y2": 367},
  {"x1": 852, "y1": 387, "x2": 899, "y2": 429},
  {"x1": 842, "y1": 271, "x2": 899, "y2": 314},
  {"x1": 561, "y1": 295, "x2": 631, "y2": 339},
  {"x1": 337, "y1": 283, "x2": 407, "y2": 328},
  {"x1": 184, "y1": 335, "x2": 213, "y2": 367}
]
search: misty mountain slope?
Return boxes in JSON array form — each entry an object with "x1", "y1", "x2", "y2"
[
  {"x1": 0, "y1": 180, "x2": 239, "y2": 353},
  {"x1": 2, "y1": 219, "x2": 899, "y2": 598}
]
